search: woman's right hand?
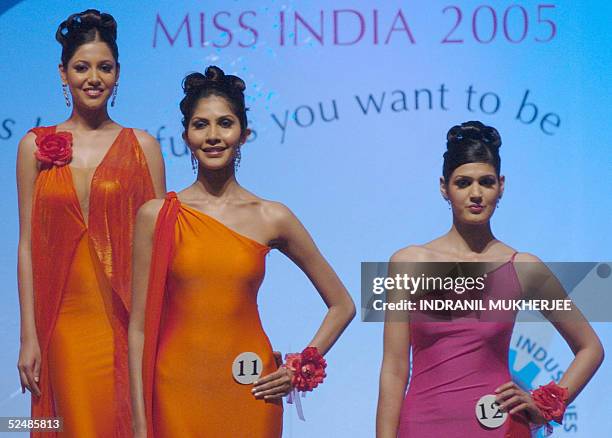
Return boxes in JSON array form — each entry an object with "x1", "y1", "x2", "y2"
[{"x1": 17, "y1": 338, "x2": 41, "y2": 397}]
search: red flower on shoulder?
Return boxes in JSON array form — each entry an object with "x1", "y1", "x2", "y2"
[{"x1": 35, "y1": 131, "x2": 73, "y2": 166}]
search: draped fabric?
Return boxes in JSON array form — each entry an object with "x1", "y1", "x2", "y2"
[
  {"x1": 141, "y1": 192, "x2": 180, "y2": 437},
  {"x1": 29, "y1": 125, "x2": 155, "y2": 437},
  {"x1": 46, "y1": 230, "x2": 116, "y2": 437}
]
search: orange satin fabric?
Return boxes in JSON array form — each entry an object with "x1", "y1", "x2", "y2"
[
  {"x1": 29, "y1": 125, "x2": 155, "y2": 437},
  {"x1": 47, "y1": 232, "x2": 115, "y2": 437},
  {"x1": 143, "y1": 193, "x2": 282, "y2": 438}
]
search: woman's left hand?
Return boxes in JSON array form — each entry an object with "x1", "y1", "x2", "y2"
[
  {"x1": 252, "y1": 364, "x2": 294, "y2": 401},
  {"x1": 495, "y1": 381, "x2": 547, "y2": 425}
]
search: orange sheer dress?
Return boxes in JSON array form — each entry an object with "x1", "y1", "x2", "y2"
[
  {"x1": 29, "y1": 126, "x2": 155, "y2": 437},
  {"x1": 142, "y1": 193, "x2": 283, "y2": 438}
]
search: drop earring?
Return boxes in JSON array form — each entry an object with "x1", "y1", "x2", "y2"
[
  {"x1": 191, "y1": 152, "x2": 198, "y2": 174},
  {"x1": 234, "y1": 147, "x2": 242, "y2": 171},
  {"x1": 111, "y1": 83, "x2": 119, "y2": 107},
  {"x1": 62, "y1": 84, "x2": 71, "y2": 107}
]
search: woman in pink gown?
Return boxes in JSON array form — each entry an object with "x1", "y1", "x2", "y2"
[{"x1": 376, "y1": 121, "x2": 604, "y2": 437}]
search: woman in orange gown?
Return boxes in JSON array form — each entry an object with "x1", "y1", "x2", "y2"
[
  {"x1": 16, "y1": 10, "x2": 165, "y2": 438},
  {"x1": 129, "y1": 66, "x2": 355, "y2": 438}
]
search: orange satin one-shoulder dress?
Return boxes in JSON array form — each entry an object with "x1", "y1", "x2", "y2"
[
  {"x1": 142, "y1": 193, "x2": 282, "y2": 438},
  {"x1": 29, "y1": 126, "x2": 155, "y2": 438}
]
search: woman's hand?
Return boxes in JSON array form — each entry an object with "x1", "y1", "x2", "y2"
[
  {"x1": 495, "y1": 381, "x2": 546, "y2": 425},
  {"x1": 17, "y1": 338, "x2": 41, "y2": 397},
  {"x1": 272, "y1": 351, "x2": 283, "y2": 368},
  {"x1": 252, "y1": 364, "x2": 294, "y2": 401}
]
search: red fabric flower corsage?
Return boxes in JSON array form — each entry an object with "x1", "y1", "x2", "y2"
[
  {"x1": 284, "y1": 346, "x2": 326, "y2": 392},
  {"x1": 35, "y1": 131, "x2": 73, "y2": 166},
  {"x1": 531, "y1": 381, "x2": 569, "y2": 423}
]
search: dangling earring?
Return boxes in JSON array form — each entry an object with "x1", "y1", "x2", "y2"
[
  {"x1": 111, "y1": 83, "x2": 119, "y2": 107},
  {"x1": 446, "y1": 199, "x2": 451, "y2": 210},
  {"x1": 191, "y1": 151, "x2": 198, "y2": 174},
  {"x1": 496, "y1": 197, "x2": 501, "y2": 209},
  {"x1": 62, "y1": 84, "x2": 71, "y2": 107},
  {"x1": 234, "y1": 146, "x2": 242, "y2": 171}
]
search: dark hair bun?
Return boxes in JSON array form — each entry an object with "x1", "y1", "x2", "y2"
[
  {"x1": 179, "y1": 65, "x2": 249, "y2": 134},
  {"x1": 442, "y1": 121, "x2": 502, "y2": 181},
  {"x1": 204, "y1": 65, "x2": 224, "y2": 82},
  {"x1": 183, "y1": 66, "x2": 246, "y2": 96},
  {"x1": 56, "y1": 9, "x2": 117, "y2": 46},
  {"x1": 204, "y1": 65, "x2": 246, "y2": 93},
  {"x1": 182, "y1": 72, "x2": 207, "y2": 94},
  {"x1": 447, "y1": 121, "x2": 501, "y2": 151}
]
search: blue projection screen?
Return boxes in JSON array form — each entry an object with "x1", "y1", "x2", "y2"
[{"x1": 1, "y1": 1, "x2": 610, "y2": 436}]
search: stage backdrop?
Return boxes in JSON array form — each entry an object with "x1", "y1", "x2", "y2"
[{"x1": 1, "y1": 1, "x2": 610, "y2": 436}]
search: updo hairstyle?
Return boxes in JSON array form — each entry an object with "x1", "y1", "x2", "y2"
[
  {"x1": 442, "y1": 121, "x2": 502, "y2": 182},
  {"x1": 56, "y1": 9, "x2": 119, "y2": 66},
  {"x1": 179, "y1": 66, "x2": 248, "y2": 135}
]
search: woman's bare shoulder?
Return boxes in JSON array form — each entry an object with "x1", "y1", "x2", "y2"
[
  {"x1": 136, "y1": 198, "x2": 166, "y2": 224},
  {"x1": 18, "y1": 130, "x2": 37, "y2": 145},
  {"x1": 513, "y1": 252, "x2": 542, "y2": 263},
  {"x1": 390, "y1": 245, "x2": 440, "y2": 262},
  {"x1": 234, "y1": 190, "x2": 295, "y2": 224},
  {"x1": 131, "y1": 128, "x2": 161, "y2": 153}
]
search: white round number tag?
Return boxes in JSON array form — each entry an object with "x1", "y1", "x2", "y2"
[
  {"x1": 232, "y1": 352, "x2": 263, "y2": 384},
  {"x1": 475, "y1": 394, "x2": 507, "y2": 428}
]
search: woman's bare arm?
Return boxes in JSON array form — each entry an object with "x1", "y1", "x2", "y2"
[
  {"x1": 270, "y1": 203, "x2": 355, "y2": 353},
  {"x1": 515, "y1": 253, "x2": 604, "y2": 402},
  {"x1": 16, "y1": 132, "x2": 41, "y2": 396},
  {"x1": 128, "y1": 199, "x2": 164, "y2": 434},
  {"x1": 376, "y1": 248, "x2": 416, "y2": 438},
  {"x1": 251, "y1": 203, "x2": 355, "y2": 400}
]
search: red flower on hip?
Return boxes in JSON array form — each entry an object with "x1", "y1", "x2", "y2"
[
  {"x1": 35, "y1": 132, "x2": 73, "y2": 166},
  {"x1": 285, "y1": 346, "x2": 327, "y2": 392}
]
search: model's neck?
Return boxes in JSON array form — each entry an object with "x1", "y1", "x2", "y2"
[
  {"x1": 66, "y1": 106, "x2": 112, "y2": 131},
  {"x1": 447, "y1": 220, "x2": 496, "y2": 254},
  {"x1": 194, "y1": 166, "x2": 239, "y2": 199}
]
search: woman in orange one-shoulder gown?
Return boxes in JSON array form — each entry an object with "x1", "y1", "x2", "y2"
[
  {"x1": 149, "y1": 194, "x2": 283, "y2": 436},
  {"x1": 129, "y1": 66, "x2": 354, "y2": 438}
]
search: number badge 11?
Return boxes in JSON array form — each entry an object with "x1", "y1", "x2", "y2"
[{"x1": 232, "y1": 352, "x2": 263, "y2": 385}]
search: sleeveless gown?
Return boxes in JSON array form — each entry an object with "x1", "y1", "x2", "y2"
[
  {"x1": 142, "y1": 193, "x2": 283, "y2": 438},
  {"x1": 29, "y1": 126, "x2": 155, "y2": 437},
  {"x1": 398, "y1": 257, "x2": 532, "y2": 437}
]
